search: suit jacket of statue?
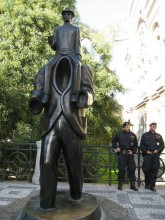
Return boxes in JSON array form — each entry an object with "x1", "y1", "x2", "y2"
[
  {"x1": 32, "y1": 60, "x2": 93, "y2": 139},
  {"x1": 51, "y1": 23, "x2": 81, "y2": 56}
]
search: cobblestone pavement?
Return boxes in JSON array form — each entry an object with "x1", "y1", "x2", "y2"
[{"x1": 0, "y1": 181, "x2": 165, "y2": 220}]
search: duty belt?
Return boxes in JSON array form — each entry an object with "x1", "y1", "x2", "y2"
[{"x1": 121, "y1": 149, "x2": 130, "y2": 154}]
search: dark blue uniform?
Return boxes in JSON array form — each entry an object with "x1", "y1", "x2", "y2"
[
  {"x1": 112, "y1": 131, "x2": 138, "y2": 182},
  {"x1": 140, "y1": 131, "x2": 164, "y2": 188}
]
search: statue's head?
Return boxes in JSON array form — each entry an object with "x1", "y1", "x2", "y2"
[{"x1": 61, "y1": 8, "x2": 75, "y2": 22}]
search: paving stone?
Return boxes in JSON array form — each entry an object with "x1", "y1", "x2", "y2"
[
  {"x1": 150, "y1": 213, "x2": 165, "y2": 219},
  {"x1": 8, "y1": 190, "x2": 21, "y2": 195},
  {"x1": 117, "y1": 194, "x2": 131, "y2": 204},
  {"x1": 133, "y1": 204, "x2": 165, "y2": 209},
  {"x1": 0, "y1": 181, "x2": 165, "y2": 219},
  {"x1": 86, "y1": 189, "x2": 116, "y2": 194},
  {"x1": 7, "y1": 185, "x2": 36, "y2": 189}
]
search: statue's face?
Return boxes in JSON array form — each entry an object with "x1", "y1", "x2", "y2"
[{"x1": 62, "y1": 12, "x2": 72, "y2": 22}]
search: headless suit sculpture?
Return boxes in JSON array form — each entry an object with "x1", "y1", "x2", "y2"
[{"x1": 29, "y1": 8, "x2": 94, "y2": 210}]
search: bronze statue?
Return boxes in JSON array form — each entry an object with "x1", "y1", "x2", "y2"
[
  {"x1": 29, "y1": 8, "x2": 94, "y2": 210},
  {"x1": 36, "y1": 8, "x2": 82, "y2": 104}
]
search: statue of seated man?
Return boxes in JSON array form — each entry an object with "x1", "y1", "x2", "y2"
[
  {"x1": 37, "y1": 8, "x2": 81, "y2": 103},
  {"x1": 29, "y1": 8, "x2": 94, "y2": 210}
]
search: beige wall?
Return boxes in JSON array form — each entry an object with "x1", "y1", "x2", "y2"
[{"x1": 123, "y1": 0, "x2": 165, "y2": 140}]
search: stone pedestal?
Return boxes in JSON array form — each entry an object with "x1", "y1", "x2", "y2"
[
  {"x1": 19, "y1": 192, "x2": 104, "y2": 220},
  {"x1": 32, "y1": 140, "x2": 41, "y2": 185}
]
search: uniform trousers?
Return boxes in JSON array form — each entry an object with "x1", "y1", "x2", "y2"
[
  {"x1": 118, "y1": 153, "x2": 136, "y2": 182},
  {"x1": 142, "y1": 154, "x2": 160, "y2": 187}
]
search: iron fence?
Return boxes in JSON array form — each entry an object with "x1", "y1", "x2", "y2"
[{"x1": 0, "y1": 143, "x2": 164, "y2": 186}]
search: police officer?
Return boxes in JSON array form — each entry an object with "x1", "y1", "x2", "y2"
[
  {"x1": 140, "y1": 122, "x2": 164, "y2": 191},
  {"x1": 112, "y1": 122, "x2": 138, "y2": 190}
]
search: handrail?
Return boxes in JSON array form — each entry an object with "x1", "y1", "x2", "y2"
[{"x1": 0, "y1": 142, "x2": 164, "y2": 186}]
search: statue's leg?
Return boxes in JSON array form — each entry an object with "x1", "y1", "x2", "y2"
[
  {"x1": 62, "y1": 129, "x2": 83, "y2": 200},
  {"x1": 40, "y1": 128, "x2": 61, "y2": 209},
  {"x1": 73, "y1": 63, "x2": 81, "y2": 93},
  {"x1": 44, "y1": 54, "x2": 62, "y2": 95},
  {"x1": 69, "y1": 56, "x2": 81, "y2": 102}
]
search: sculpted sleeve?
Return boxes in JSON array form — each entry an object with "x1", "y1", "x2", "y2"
[{"x1": 48, "y1": 27, "x2": 57, "y2": 51}]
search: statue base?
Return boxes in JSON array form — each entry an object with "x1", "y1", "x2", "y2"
[{"x1": 19, "y1": 192, "x2": 103, "y2": 220}]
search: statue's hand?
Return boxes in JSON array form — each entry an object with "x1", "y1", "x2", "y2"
[
  {"x1": 29, "y1": 90, "x2": 44, "y2": 115},
  {"x1": 76, "y1": 54, "x2": 82, "y2": 61},
  {"x1": 77, "y1": 90, "x2": 93, "y2": 108},
  {"x1": 42, "y1": 94, "x2": 50, "y2": 104}
]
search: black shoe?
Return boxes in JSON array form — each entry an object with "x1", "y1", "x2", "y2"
[
  {"x1": 130, "y1": 181, "x2": 138, "y2": 191},
  {"x1": 118, "y1": 181, "x2": 123, "y2": 190},
  {"x1": 145, "y1": 185, "x2": 150, "y2": 189},
  {"x1": 150, "y1": 186, "x2": 156, "y2": 192},
  {"x1": 130, "y1": 185, "x2": 138, "y2": 191},
  {"x1": 118, "y1": 185, "x2": 122, "y2": 190}
]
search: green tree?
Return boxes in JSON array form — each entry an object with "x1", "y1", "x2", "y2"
[
  {"x1": 0, "y1": 0, "x2": 124, "y2": 144},
  {"x1": 0, "y1": 0, "x2": 76, "y2": 142},
  {"x1": 79, "y1": 28, "x2": 124, "y2": 144}
]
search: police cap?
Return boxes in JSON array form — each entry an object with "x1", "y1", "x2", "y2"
[
  {"x1": 122, "y1": 122, "x2": 130, "y2": 127},
  {"x1": 149, "y1": 122, "x2": 157, "y2": 126}
]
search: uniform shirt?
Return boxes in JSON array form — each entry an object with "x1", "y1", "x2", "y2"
[
  {"x1": 140, "y1": 131, "x2": 164, "y2": 154},
  {"x1": 112, "y1": 131, "x2": 138, "y2": 154}
]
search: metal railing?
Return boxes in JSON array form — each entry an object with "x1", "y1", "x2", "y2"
[
  {"x1": 0, "y1": 143, "x2": 36, "y2": 181},
  {"x1": 0, "y1": 143, "x2": 164, "y2": 186}
]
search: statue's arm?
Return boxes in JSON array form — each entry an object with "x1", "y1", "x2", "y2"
[
  {"x1": 48, "y1": 27, "x2": 57, "y2": 51},
  {"x1": 29, "y1": 69, "x2": 46, "y2": 115},
  {"x1": 75, "y1": 27, "x2": 82, "y2": 61}
]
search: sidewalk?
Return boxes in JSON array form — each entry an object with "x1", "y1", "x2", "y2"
[{"x1": 0, "y1": 181, "x2": 165, "y2": 220}]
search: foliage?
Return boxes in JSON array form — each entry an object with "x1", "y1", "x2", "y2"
[
  {"x1": 0, "y1": 0, "x2": 76, "y2": 141},
  {"x1": 12, "y1": 121, "x2": 32, "y2": 143},
  {"x1": 79, "y1": 28, "x2": 124, "y2": 144},
  {"x1": 0, "y1": 0, "x2": 124, "y2": 144}
]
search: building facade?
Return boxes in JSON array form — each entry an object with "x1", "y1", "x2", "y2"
[{"x1": 122, "y1": 0, "x2": 165, "y2": 142}]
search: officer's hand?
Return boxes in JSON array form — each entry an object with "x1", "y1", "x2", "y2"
[
  {"x1": 153, "y1": 150, "x2": 158, "y2": 154},
  {"x1": 147, "y1": 150, "x2": 152, "y2": 154},
  {"x1": 116, "y1": 147, "x2": 120, "y2": 152}
]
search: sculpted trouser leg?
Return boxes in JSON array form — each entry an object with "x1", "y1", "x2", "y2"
[
  {"x1": 68, "y1": 55, "x2": 81, "y2": 97},
  {"x1": 72, "y1": 62, "x2": 81, "y2": 94},
  {"x1": 60, "y1": 116, "x2": 83, "y2": 200},
  {"x1": 40, "y1": 115, "x2": 83, "y2": 205},
  {"x1": 44, "y1": 54, "x2": 62, "y2": 94},
  {"x1": 40, "y1": 129, "x2": 61, "y2": 209}
]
